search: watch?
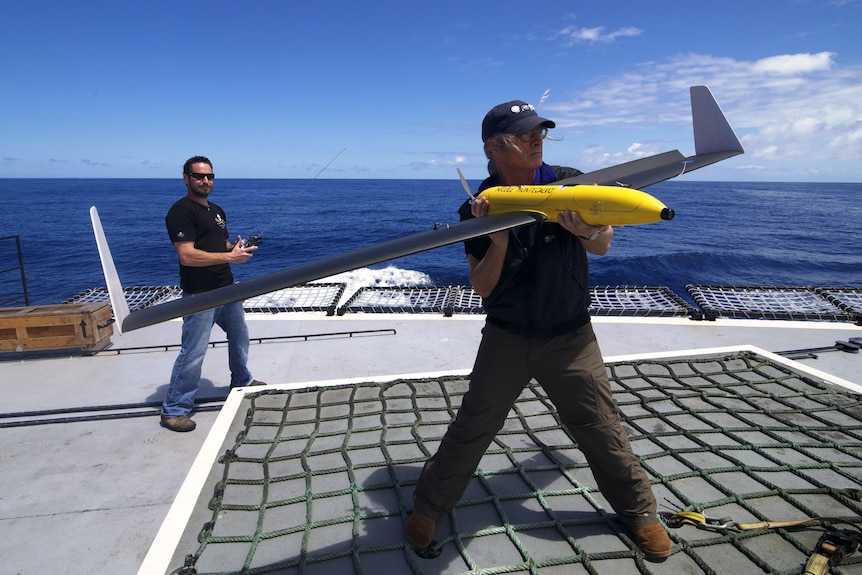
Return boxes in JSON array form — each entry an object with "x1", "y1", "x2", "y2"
[{"x1": 581, "y1": 230, "x2": 601, "y2": 241}]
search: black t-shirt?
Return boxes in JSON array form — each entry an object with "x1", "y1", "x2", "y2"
[
  {"x1": 165, "y1": 196, "x2": 234, "y2": 293},
  {"x1": 458, "y1": 165, "x2": 592, "y2": 334}
]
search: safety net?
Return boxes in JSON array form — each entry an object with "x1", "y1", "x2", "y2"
[
  {"x1": 67, "y1": 285, "x2": 862, "y2": 324},
  {"x1": 67, "y1": 285, "x2": 182, "y2": 310},
  {"x1": 687, "y1": 286, "x2": 858, "y2": 322},
  {"x1": 158, "y1": 350, "x2": 862, "y2": 575}
]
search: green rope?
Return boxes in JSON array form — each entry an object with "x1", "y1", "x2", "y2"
[{"x1": 167, "y1": 352, "x2": 862, "y2": 575}]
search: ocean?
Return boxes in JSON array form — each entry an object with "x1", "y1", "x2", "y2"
[{"x1": 0, "y1": 178, "x2": 860, "y2": 307}]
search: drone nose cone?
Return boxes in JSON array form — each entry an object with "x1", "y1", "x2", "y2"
[{"x1": 661, "y1": 208, "x2": 675, "y2": 221}]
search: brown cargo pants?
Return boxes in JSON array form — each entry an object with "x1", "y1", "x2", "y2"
[{"x1": 412, "y1": 320, "x2": 657, "y2": 526}]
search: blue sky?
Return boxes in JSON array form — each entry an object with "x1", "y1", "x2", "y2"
[{"x1": 2, "y1": 0, "x2": 861, "y2": 182}]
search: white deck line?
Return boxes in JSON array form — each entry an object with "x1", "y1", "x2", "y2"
[
  {"x1": 137, "y1": 388, "x2": 246, "y2": 575},
  {"x1": 135, "y1": 343, "x2": 860, "y2": 574}
]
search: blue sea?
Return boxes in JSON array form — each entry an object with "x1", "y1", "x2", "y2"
[{"x1": 0, "y1": 178, "x2": 860, "y2": 306}]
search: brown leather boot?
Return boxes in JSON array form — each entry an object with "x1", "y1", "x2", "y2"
[
  {"x1": 405, "y1": 512, "x2": 436, "y2": 549},
  {"x1": 160, "y1": 414, "x2": 196, "y2": 432},
  {"x1": 630, "y1": 521, "x2": 672, "y2": 559}
]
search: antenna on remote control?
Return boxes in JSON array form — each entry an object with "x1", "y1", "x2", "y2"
[{"x1": 240, "y1": 148, "x2": 346, "y2": 248}]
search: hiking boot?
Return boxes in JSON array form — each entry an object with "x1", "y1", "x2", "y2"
[
  {"x1": 629, "y1": 521, "x2": 672, "y2": 559},
  {"x1": 231, "y1": 379, "x2": 267, "y2": 389},
  {"x1": 160, "y1": 414, "x2": 196, "y2": 432},
  {"x1": 405, "y1": 512, "x2": 436, "y2": 549}
]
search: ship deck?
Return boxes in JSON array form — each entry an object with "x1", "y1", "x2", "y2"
[{"x1": 2, "y1": 308, "x2": 861, "y2": 574}]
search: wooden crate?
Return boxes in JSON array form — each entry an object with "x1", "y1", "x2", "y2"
[{"x1": 0, "y1": 302, "x2": 113, "y2": 354}]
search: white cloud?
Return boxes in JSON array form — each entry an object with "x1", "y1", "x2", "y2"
[
  {"x1": 546, "y1": 52, "x2": 862, "y2": 180},
  {"x1": 555, "y1": 25, "x2": 642, "y2": 45},
  {"x1": 408, "y1": 155, "x2": 471, "y2": 171},
  {"x1": 751, "y1": 52, "x2": 835, "y2": 74}
]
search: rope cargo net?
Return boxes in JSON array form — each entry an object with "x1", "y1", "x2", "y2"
[{"x1": 163, "y1": 351, "x2": 862, "y2": 574}]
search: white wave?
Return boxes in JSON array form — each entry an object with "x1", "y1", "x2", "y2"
[{"x1": 312, "y1": 265, "x2": 433, "y2": 304}]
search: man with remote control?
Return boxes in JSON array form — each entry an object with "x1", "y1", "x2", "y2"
[{"x1": 161, "y1": 155, "x2": 265, "y2": 432}]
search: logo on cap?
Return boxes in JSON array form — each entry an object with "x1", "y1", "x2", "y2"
[{"x1": 510, "y1": 104, "x2": 536, "y2": 114}]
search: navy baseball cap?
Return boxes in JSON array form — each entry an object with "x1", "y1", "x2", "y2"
[{"x1": 481, "y1": 100, "x2": 556, "y2": 142}]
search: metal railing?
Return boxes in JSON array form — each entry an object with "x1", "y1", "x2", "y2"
[{"x1": 0, "y1": 235, "x2": 30, "y2": 307}]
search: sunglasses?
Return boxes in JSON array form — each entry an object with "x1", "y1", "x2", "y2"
[
  {"x1": 187, "y1": 172, "x2": 215, "y2": 181},
  {"x1": 516, "y1": 127, "x2": 548, "y2": 142}
]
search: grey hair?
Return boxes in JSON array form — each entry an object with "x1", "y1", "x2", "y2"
[{"x1": 483, "y1": 133, "x2": 522, "y2": 176}]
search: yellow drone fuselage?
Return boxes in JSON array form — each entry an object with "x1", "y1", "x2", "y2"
[{"x1": 477, "y1": 184, "x2": 674, "y2": 226}]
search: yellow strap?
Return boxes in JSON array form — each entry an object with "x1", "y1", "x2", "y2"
[
  {"x1": 802, "y1": 552, "x2": 830, "y2": 575},
  {"x1": 673, "y1": 511, "x2": 707, "y2": 525}
]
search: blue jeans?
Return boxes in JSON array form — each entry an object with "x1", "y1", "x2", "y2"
[{"x1": 162, "y1": 298, "x2": 253, "y2": 417}]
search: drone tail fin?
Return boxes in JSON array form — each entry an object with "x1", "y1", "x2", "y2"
[{"x1": 90, "y1": 206, "x2": 131, "y2": 335}]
